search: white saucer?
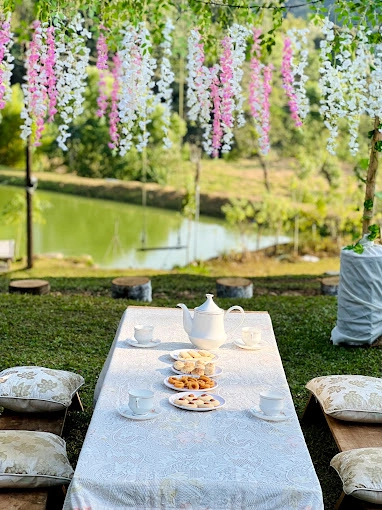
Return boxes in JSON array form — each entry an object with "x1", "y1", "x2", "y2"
[
  {"x1": 169, "y1": 392, "x2": 225, "y2": 411},
  {"x1": 234, "y1": 339, "x2": 263, "y2": 350},
  {"x1": 249, "y1": 408, "x2": 288, "y2": 422},
  {"x1": 127, "y1": 338, "x2": 161, "y2": 348},
  {"x1": 118, "y1": 406, "x2": 162, "y2": 420}
]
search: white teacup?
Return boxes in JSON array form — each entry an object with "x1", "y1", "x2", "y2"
[
  {"x1": 128, "y1": 389, "x2": 154, "y2": 416},
  {"x1": 242, "y1": 327, "x2": 261, "y2": 346},
  {"x1": 134, "y1": 324, "x2": 154, "y2": 344},
  {"x1": 259, "y1": 390, "x2": 284, "y2": 416}
]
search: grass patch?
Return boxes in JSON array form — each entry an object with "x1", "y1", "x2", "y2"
[{"x1": 0, "y1": 267, "x2": 379, "y2": 509}]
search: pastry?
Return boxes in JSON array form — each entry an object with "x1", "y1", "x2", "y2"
[
  {"x1": 210, "y1": 399, "x2": 220, "y2": 407},
  {"x1": 204, "y1": 363, "x2": 215, "y2": 376},
  {"x1": 174, "y1": 398, "x2": 188, "y2": 405},
  {"x1": 199, "y1": 393, "x2": 213, "y2": 402},
  {"x1": 187, "y1": 380, "x2": 200, "y2": 390},
  {"x1": 173, "y1": 361, "x2": 185, "y2": 370},
  {"x1": 182, "y1": 401, "x2": 198, "y2": 408},
  {"x1": 188, "y1": 350, "x2": 201, "y2": 359},
  {"x1": 199, "y1": 350, "x2": 214, "y2": 358},
  {"x1": 191, "y1": 367, "x2": 204, "y2": 376},
  {"x1": 181, "y1": 361, "x2": 195, "y2": 374},
  {"x1": 198, "y1": 401, "x2": 214, "y2": 408},
  {"x1": 179, "y1": 351, "x2": 192, "y2": 360},
  {"x1": 168, "y1": 376, "x2": 179, "y2": 384}
]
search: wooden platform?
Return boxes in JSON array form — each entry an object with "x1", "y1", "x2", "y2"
[
  {"x1": 0, "y1": 392, "x2": 83, "y2": 510},
  {"x1": 9, "y1": 279, "x2": 50, "y2": 295},
  {"x1": 321, "y1": 276, "x2": 339, "y2": 296},
  {"x1": 303, "y1": 394, "x2": 382, "y2": 509}
]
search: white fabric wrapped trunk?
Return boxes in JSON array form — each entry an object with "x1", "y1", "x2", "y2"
[{"x1": 331, "y1": 243, "x2": 382, "y2": 345}]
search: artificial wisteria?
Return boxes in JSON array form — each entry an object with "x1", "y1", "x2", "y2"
[
  {"x1": 156, "y1": 19, "x2": 175, "y2": 149},
  {"x1": 0, "y1": 15, "x2": 14, "y2": 112},
  {"x1": 367, "y1": 42, "x2": 382, "y2": 122},
  {"x1": 287, "y1": 28, "x2": 310, "y2": 121},
  {"x1": 108, "y1": 54, "x2": 121, "y2": 150},
  {"x1": 282, "y1": 36, "x2": 302, "y2": 128},
  {"x1": 249, "y1": 28, "x2": 273, "y2": 155},
  {"x1": 96, "y1": 28, "x2": 109, "y2": 119}
]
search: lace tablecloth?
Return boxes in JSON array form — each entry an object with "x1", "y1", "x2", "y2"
[{"x1": 63, "y1": 306, "x2": 324, "y2": 510}]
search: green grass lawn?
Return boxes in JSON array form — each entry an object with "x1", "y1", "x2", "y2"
[{"x1": 1, "y1": 267, "x2": 380, "y2": 509}]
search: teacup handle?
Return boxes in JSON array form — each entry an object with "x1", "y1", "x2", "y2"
[{"x1": 225, "y1": 306, "x2": 245, "y2": 335}]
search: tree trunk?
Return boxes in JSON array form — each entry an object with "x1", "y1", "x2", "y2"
[{"x1": 362, "y1": 116, "x2": 382, "y2": 234}]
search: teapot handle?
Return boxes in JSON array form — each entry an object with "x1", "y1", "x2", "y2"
[{"x1": 225, "y1": 306, "x2": 245, "y2": 335}]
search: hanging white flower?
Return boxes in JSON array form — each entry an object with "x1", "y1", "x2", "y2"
[
  {"x1": 157, "y1": 18, "x2": 175, "y2": 149},
  {"x1": 54, "y1": 14, "x2": 90, "y2": 150},
  {"x1": 367, "y1": 41, "x2": 382, "y2": 124},
  {"x1": 0, "y1": 14, "x2": 14, "y2": 114}
]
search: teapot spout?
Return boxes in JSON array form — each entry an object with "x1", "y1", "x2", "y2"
[{"x1": 177, "y1": 303, "x2": 193, "y2": 334}]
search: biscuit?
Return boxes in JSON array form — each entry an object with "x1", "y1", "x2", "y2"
[
  {"x1": 174, "y1": 398, "x2": 188, "y2": 405},
  {"x1": 204, "y1": 363, "x2": 215, "y2": 376},
  {"x1": 210, "y1": 399, "x2": 220, "y2": 407},
  {"x1": 198, "y1": 401, "x2": 214, "y2": 408},
  {"x1": 173, "y1": 361, "x2": 185, "y2": 370},
  {"x1": 198, "y1": 350, "x2": 214, "y2": 358},
  {"x1": 179, "y1": 351, "x2": 192, "y2": 360},
  {"x1": 182, "y1": 401, "x2": 198, "y2": 408},
  {"x1": 199, "y1": 393, "x2": 213, "y2": 402},
  {"x1": 191, "y1": 367, "x2": 204, "y2": 376}
]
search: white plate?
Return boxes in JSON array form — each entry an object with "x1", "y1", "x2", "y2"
[
  {"x1": 171, "y1": 364, "x2": 223, "y2": 377},
  {"x1": 170, "y1": 349, "x2": 218, "y2": 362},
  {"x1": 169, "y1": 392, "x2": 225, "y2": 412},
  {"x1": 234, "y1": 339, "x2": 263, "y2": 351},
  {"x1": 249, "y1": 408, "x2": 288, "y2": 422},
  {"x1": 118, "y1": 406, "x2": 162, "y2": 420},
  {"x1": 127, "y1": 338, "x2": 161, "y2": 348},
  {"x1": 163, "y1": 375, "x2": 218, "y2": 391}
]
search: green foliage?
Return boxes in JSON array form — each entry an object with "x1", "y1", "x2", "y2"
[
  {"x1": 343, "y1": 223, "x2": 381, "y2": 253},
  {"x1": 0, "y1": 85, "x2": 25, "y2": 167}
]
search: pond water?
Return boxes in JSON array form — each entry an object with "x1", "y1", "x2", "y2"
[{"x1": 0, "y1": 185, "x2": 288, "y2": 270}]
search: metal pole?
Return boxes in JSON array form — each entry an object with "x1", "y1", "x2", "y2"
[{"x1": 25, "y1": 138, "x2": 33, "y2": 269}]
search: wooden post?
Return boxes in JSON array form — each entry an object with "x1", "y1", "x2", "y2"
[
  {"x1": 25, "y1": 138, "x2": 33, "y2": 269},
  {"x1": 362, "y1": 116, "x2": 382, "y2": 234}
]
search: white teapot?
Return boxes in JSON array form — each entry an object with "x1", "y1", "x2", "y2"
[{"x1": 177, "y1": 294, "x2": 245, "y2": 350}]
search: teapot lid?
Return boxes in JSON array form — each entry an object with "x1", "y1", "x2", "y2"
[{"x1": 195, "y1": 294, "x2": 223, "y2": 314}]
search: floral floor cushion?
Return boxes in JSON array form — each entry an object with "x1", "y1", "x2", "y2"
[
  {"x1": 0, "y1": 366, "x2": 84, "y2": 412},
  {"x1": 305, "y1": 375, "x2": 382, "y2": 423},
  {"x1": 330, "y1": 448, "x2": 382, "y2": 504},
  {"x1": 0, "y1": 430, "x2": 73, "y2": 488}
]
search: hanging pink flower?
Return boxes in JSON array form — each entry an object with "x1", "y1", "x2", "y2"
[
  {"x1": 96, "y1": 28, "x2": 109, "y2": 118},
  {"x1": 210, "y1": 66, "x2": 222, "y2": 158},
  {"x1": 261, "y1": 63, "x2": 273, "y2": 153},
  {"x1": 220, "y1": 36, "x2": 234, "y2": 129},
  {"x1": 108, "y1": 53, "x2": 121, "y2": 149},
  {"x1": 0, "y1": 16, "x2": 14, "y2": 111},
  {"x1": 281, "y1": 36, "x2": 302, "y2": 128}
]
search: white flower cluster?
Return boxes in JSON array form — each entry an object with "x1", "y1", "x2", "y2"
[
  {"x1": 319, "y1": 18, "x2": 372, "y2": 155},
  {"x1": 118, "y1": 23, "x2": 157, "y2": 155},
  {"x1": 228, "y1": 24, "x2": 251, "y2": 129},
  {"x1": 287, "y1": 27, "x2": 310, "y2": 121},
  {"x1": 55, "y1": 15, "x2": 90, "y2": 150},
  {"x1": 157, "y1": 18, "x2": 175, "y2": 149},
  {"x1": 186, "y1": 28, "x2": 213, "y2": 154},
  {"x1": 367, "y1": 41, "x2": 382, "y2": 124}
]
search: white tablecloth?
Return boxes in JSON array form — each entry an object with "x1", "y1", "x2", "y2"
[{"x1": 63, "y1": 306, "x2": 324, "y2": 510}]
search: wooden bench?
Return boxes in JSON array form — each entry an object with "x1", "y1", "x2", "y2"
[
  {"x1": 0, "y1": 392, "x2": 83, "y2": 510},
  {"x1": 303, "y1": 394, "x2": 382, "y2": 509},
  {"x1": 0, "y1": 240, "x2": 15, "y2": 271}
]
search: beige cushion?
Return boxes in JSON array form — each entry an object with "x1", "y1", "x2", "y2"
[
  {"x1": 0, "y1": 430, "x2": 73, "y2": 488},
  {"x1": 331, "y1": 448, "x2": 382, "y2": 504},
  {"x1": 305, "y1": 375, "x2": 382, "y2": 423},
  {"x1": 0, "y1": 366, "x2": 84, "y2": 412}
]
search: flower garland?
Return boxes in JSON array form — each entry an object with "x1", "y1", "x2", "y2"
[
  {"x1": 45, "y1": 26, "x2": 57, "y2": 122},
  {"x1": 0, "y1": 15, "x2": 14, "y2": 112},
  {"x1": 54, "y1": 14, "x2": 91, "y2": 150},
  {"x1": 108, "y1": 53, "x2": 121, "y2": 150},
  {"x1": 157, "y1": 18, "x2": 175, "y2": 149},
  {"x1": 20, "y1": 20, "x2": 47, "y2": 146},
  {"x1": 117, "y1": 23, "x2": 157, "y2": 155},
  {"x1": 281, "y1": 36, "x2": 302, "y2": 128},
  {"x1": 249, "y1": 28, "x2": 273, "y2": 155},
  {"x1": 319, "y1": 18, "x2": 370, "y2": 155},
  {"x1": 287, "y1": 28, "x2": 310, "y2": 121},
  {"x1": 228, "y1": 24, "x2": 250, "y2": 129},
  {"x1": 96, "y1": 27, "x2": 109, "y2": 119},
  {"x1": 186, "y1": 28, "x2": 212, "y2": 155}
]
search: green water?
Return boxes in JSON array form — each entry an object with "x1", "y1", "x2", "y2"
[{"x1": 0, "y1": 185, "x2": 287, "y2": 269}]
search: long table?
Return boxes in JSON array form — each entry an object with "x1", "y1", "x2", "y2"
[{"x1": 63, "y1": 306, "x2": 324, "y2": 510}]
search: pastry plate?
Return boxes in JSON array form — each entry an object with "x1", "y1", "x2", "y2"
[
  {"x1": 234, "y1": 339, "x2": 263, "y2": 351},
  {"x1": 127, "y1": 338, "x2": 161, "y2": 348},
  {"x1": 118, "y1": 406, "x2": 162, "y2": 420},
  {"x1": 164, "y1": 375, "x2": 218, "y2": 391},
  {"x1": 169, "y1": 392, "x2": 225, "y2": 412},
  {"x1": 249, "y1": 408, "x2": 288, "y2": 422},
  {"x1": 170, "y1": 349, "x2": 218, "y2": 362},
  {"x1": 171, "y1": 363, "x2": 223, "y2": 377}
]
